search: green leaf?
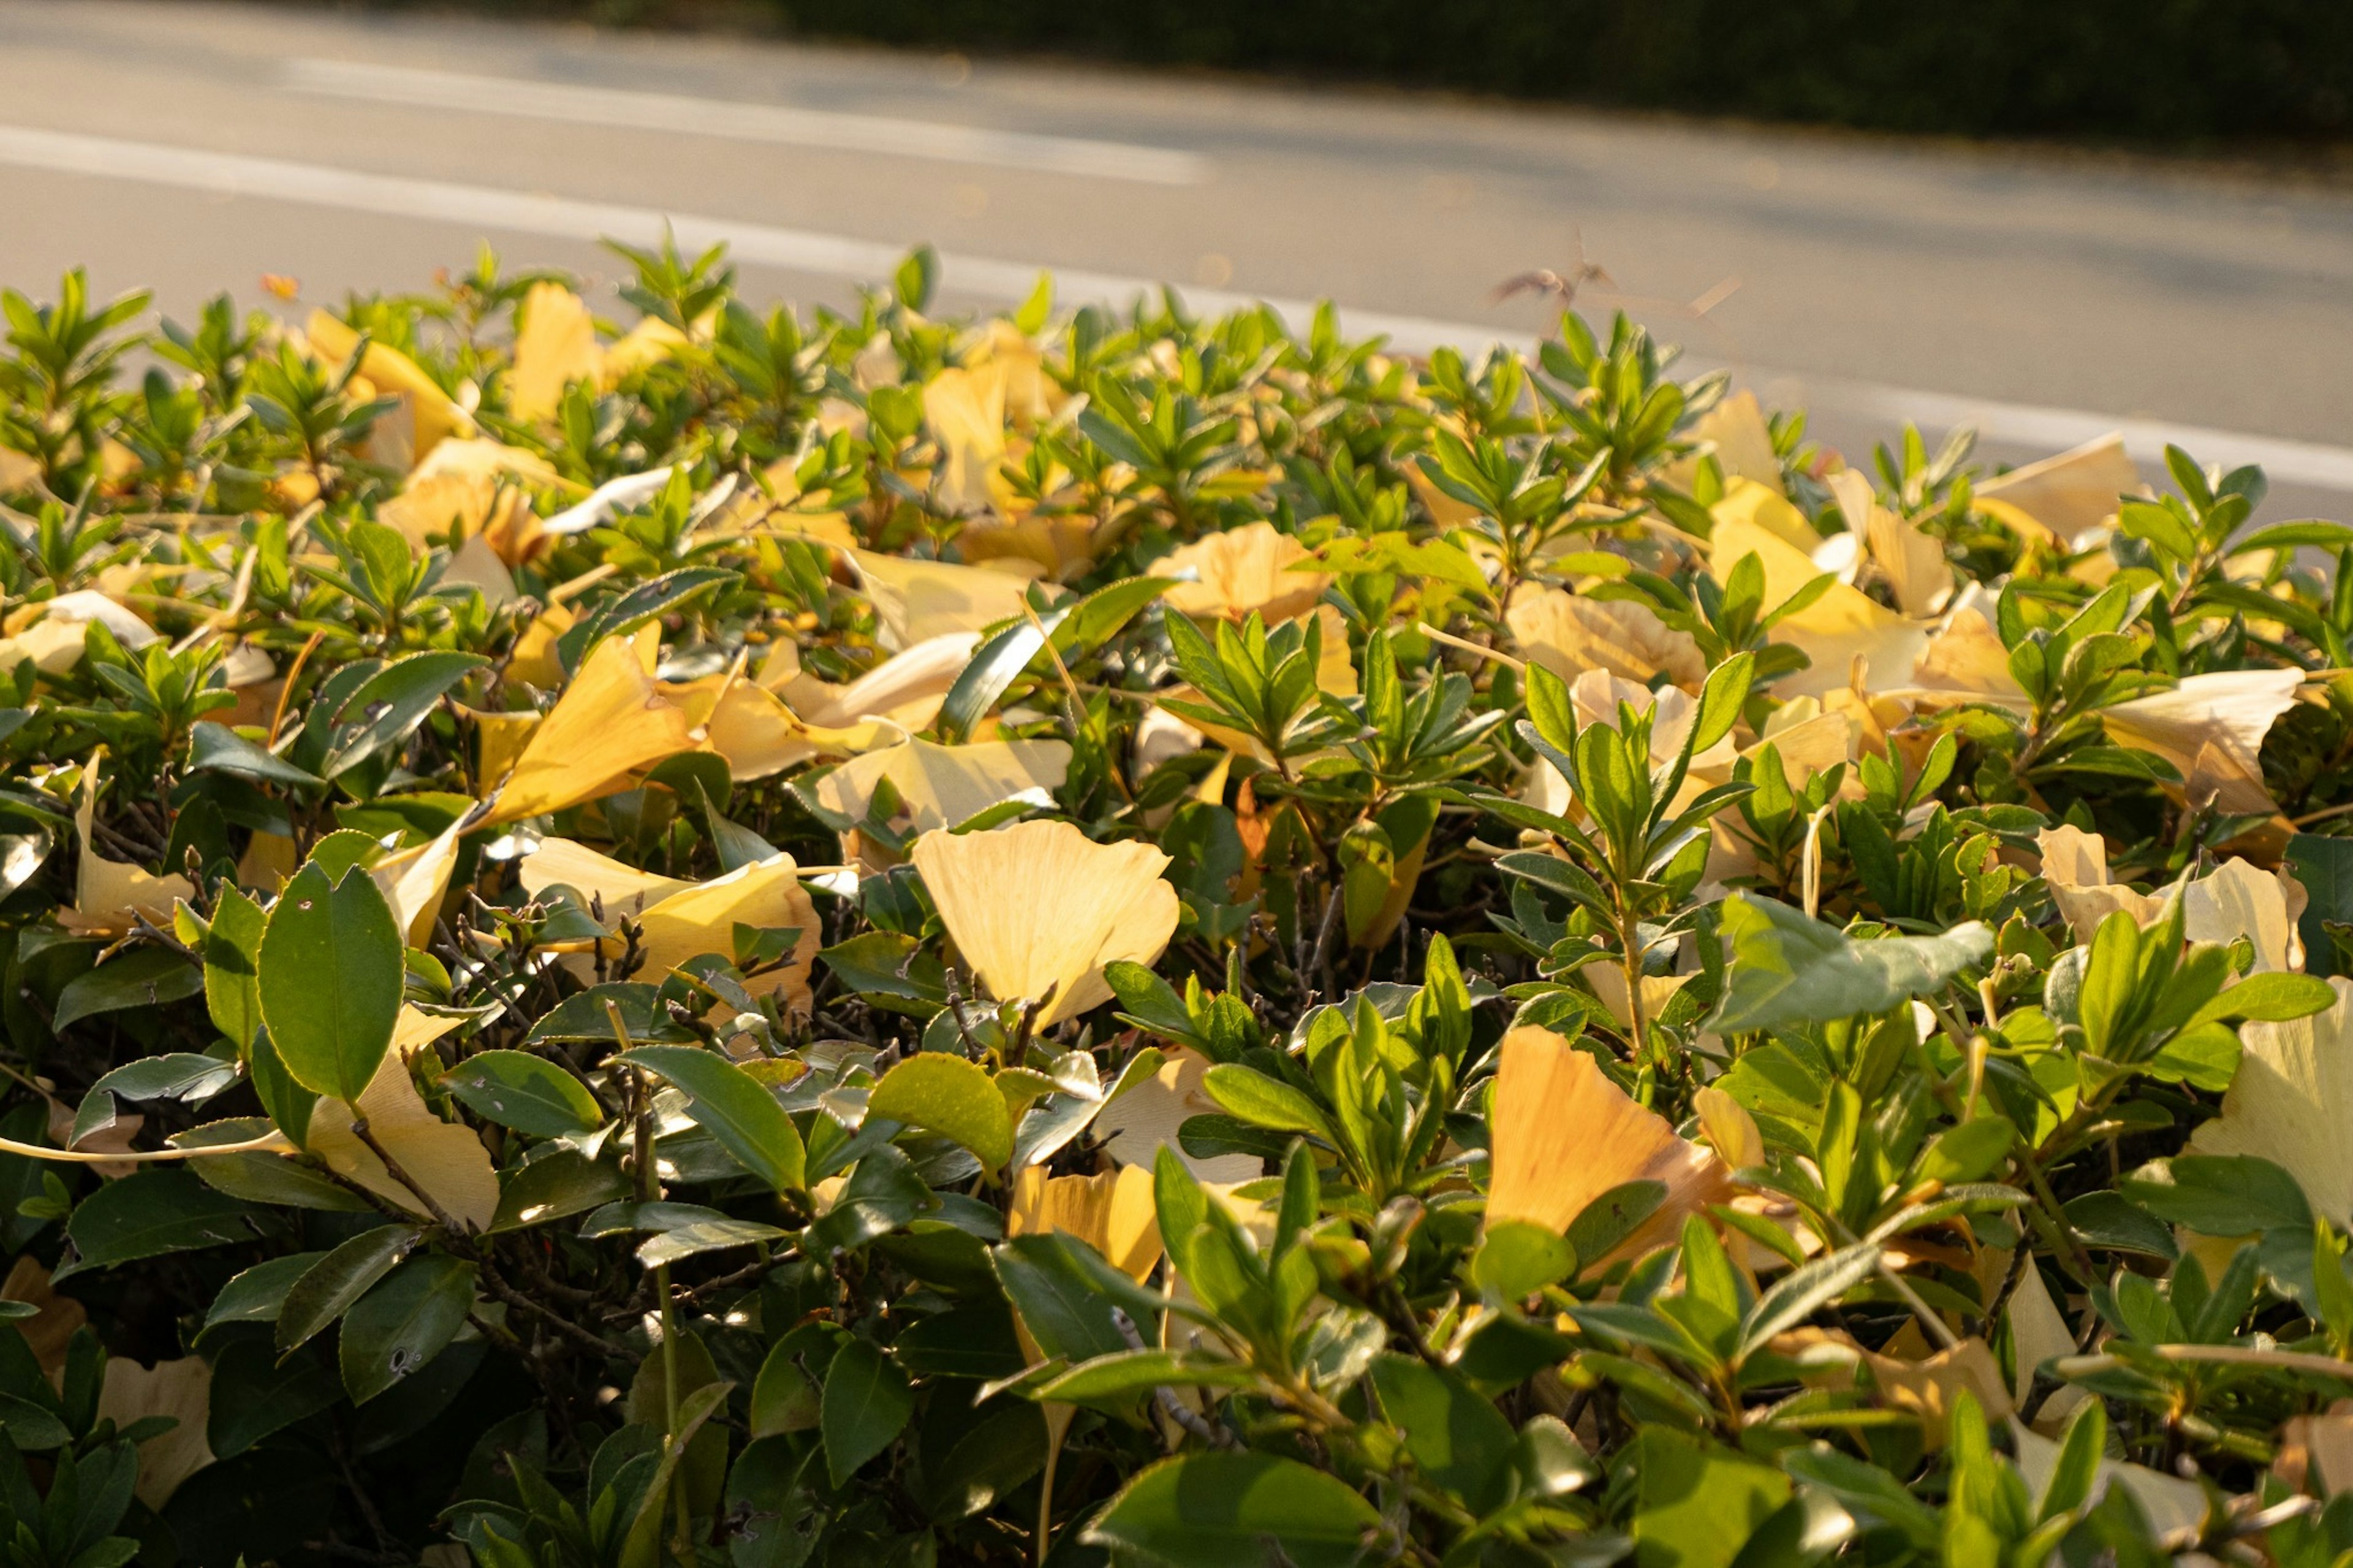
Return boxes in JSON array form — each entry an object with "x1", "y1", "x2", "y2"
[
  {"x1": 53, "y1": 1168, "x2": 252, "y2": 1281},
  {"x1": 440, "y1": 1050, "x2": 605, "y2": 1137},
  {"x1": 1626, "y1": 1428, "x2": 1792, "y2": 1568},
  {"x1": 257, "y1": 860, "x2": 405, "y2": 1103},
  {"x1": 1085, "y1": 1451, "x2": 1382, "y2": 1568},
  {"x1": 2285, "y1": 833, "x2": 2353, "y2": 978},
  {"x1": 867, "y1": 1053, "x2": 1012, "y2": 1172},
  {"x1": 1200, "y1": 1063, "x2": 1334, "y2": 1143},
  {"x1": 1736, "y1": 1240, "x2": 1882, "y2": 1360},
  {"x1": 207, "y1": 1334, "x2": 343, "y2": 1459},
  {"x1": 205, "y1": 1251, "x2": 328, "y2": 1331},
  {"x1": 488, "y1": 1150, "x2": 632, "y2": 1233},
  {"x1": 339, "y1": 1252, "x2": 476, "y2": 1403},
  {"x1": 1708, "y1": 895, "x2": 1991, "y2": 1033},
  {"x1": 820, "y1": 1338, "x2": 912, "y2": 1488},
  {"x1": 51, "y1": 947, "x2": 202, "y2": 1031},
  {"x1": 1370, "y1": 1353, "x2": 1517, "y2": 1512},
  {"x1": 187, "y1": 721, "x2": 325, "y2": 789},
  {"x1": 616, "y1": 1381, "x2": 733, "y2": 1568},
  {"x1": 617, "y1": 1045, "x2": 805, "y2": 1193},
  {"x1": 278, "y1": 1224, "x2": 422, "y2": 1353},
  {"x1": 1471, "y1": 1221, "x2": 1576, "y2": 1301},
  {"x1": 636, "y1": 1219, "x2": 786, "y2": 1269},
  {"x1": 1915, "y1": 1118, "x2": 2015, "y2": 1186},
  {"x1": 2123, "y1": 1154, "x2": 2312, "y2": 1237},
  {"x1": 1031, "y1": 1347, "x2": 1251, "y2": 1410},
  {"x1": 203, "y1": 885, "x2": 268, "y2": 1049},
  {"x1": 320, "y1": 651, "x2": 485, "y2": 777}
]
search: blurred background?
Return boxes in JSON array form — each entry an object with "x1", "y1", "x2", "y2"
[{"x1": 1, "y1": 0, "x2": 2348, "y2": 513}]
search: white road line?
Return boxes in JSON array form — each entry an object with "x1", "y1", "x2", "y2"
[
  {"x1": 4, "y1": 121, "x2": 2349, "y2": 494},
  {"x1": 281, "y1": 57, "x2": 1210, "y2": 187}
]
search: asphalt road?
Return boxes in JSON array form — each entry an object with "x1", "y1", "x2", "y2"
[{"x1": 3, "y1": 0, "x2": 2351, "y2": 513}]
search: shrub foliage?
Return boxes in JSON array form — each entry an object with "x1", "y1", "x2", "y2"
[{"x1": 3, "y1": 242, "x2": 2353, "y2": 1567}]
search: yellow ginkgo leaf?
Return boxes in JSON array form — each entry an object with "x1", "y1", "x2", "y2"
[
  {"x1": 519, "y1": 835, "x2": 690, "y2": 919},
  {"x1": 504, "y1": 605, "x2": 575, "y2": 692},
  {"x1": 1006, "y1": 1163, "x2": 1162, "y2": 1282},
  {"x1": 371, "y1": 812, "x2": 475, "y2": 948},
  {"x1": 1483, "y1": 1025, "x2": 1732, "y2": 1262},
  {"x1": 1506, "y1": 585, "x2": 1706, "y2": 691},
  {"x1": 1148, "y1": 522, "x2": 1330, "y2": 624},
  {"x1": 305, "y1": 309, "x2": 473, "y2": 470},
  {"x1": 2278, "y1": 1404, "x2": 2353, "y2": 1497},
  {"x1": 911, "y1": 819, "x2": 1179, "y2": 1028},
  {"x1": 1094, "y1": 1046, "x2": 1264, "y2": 1184},
  {"x1": 509, "y1": 281, "x2": 602, "y2": 425},
  {"x1": 814, "y1": 737, "x2": 1072, "y2": 835},
  {"x1": 602, "y1": 314, "x2": 688, "y2": 384},
  {"x1": 3, "y1": 1256, "x2": 86, "y2": 1379},
  {"x1": 1774, "y1": 1327, "x2": 2010, "y2": 1447},
  {"x1": 376, "y1": 437, "x2": 564, "y2": 546},
  {"x1": 960, "y1": 512, "x2": 1104, "y2": 583},
  {"x1": 771, "y1": 631, "x2": 981, "y2": 733},
  {"x1": 99, "y1": 1355, "x2": 215, "y2": 1507},
  {"x1": 62, "y1": 753, "x2": 195, "y2": 935},
  {"x1": 701, "y1": 678, "x2": 898, "y2": 782},
  {"x1": 306, "y1": 1009, "x2": 499, "y2": 1231},
  {"x1": 1586, "y1": 965, "x2": 1689, "y2": 1034},
  {"x1": 1667, "y1": 390, "x2": 1785, "y2": 496},
  {"x1": 2102, "y1": 668, "x2": 2303, "y2": 819},
  {"x1": 1710, "y1": 477, "x2": 1821, "y2": 553},
  {"x1": 1902, "y1": 605, "x2": 2028, "y2": 706},
  {"x1": 485, "y1": 632, "x2": 700, "y2": 825},
  {"x1": 1827, "y1": 470, "x2": 1951, "y2": 618},
  {"x1": 2188, "y1": 975, "x2": 2353, "y2": 1226},
  {"x1": 1708, "y1": 511, "x2": 1928, "y2": 700},
  {"x1": 1975, "y1": 434, "x2": 2139, "y2": 545},
  {"x1": 2181, "y1": 855, "x2": 2304, "y2": 972},
  {"x1": 852, "y1": 550, "x2": 1048, "y2": 648},
  {"x1": 519, "y1": 841, "x2": 820, "y2": 1015},
  {"x1": 2034, "y1": 825, "x2": 2168, "y2": 942},
  {"x1": 923, "y1": 363, "x2": 1009, "y2": 517}
]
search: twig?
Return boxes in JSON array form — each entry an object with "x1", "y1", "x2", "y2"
[{"x1": 1112, "y1": 1307, "x2": 1237, "y2": 1450}]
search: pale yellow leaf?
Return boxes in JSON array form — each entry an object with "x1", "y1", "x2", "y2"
[
  {"x1": 304, "y1": 309, "x2": 472, "y2": 470},
  {"x1": 63, "y1": 753, "x2": 195, "y2": 935},
  {"x1": 509, "y1": 281, "x2": 601, "y2": 425},
  {"x1": 1976, "y1": 434, "x2": 2139, "y2": 545},
  {"x1": 99, "y1": 1356, "x2": 214, "y2": 1507},
  {"x1": 1506, "y1": 585, "x2": 1705, "y2": 691},
  {"x1": 911, "y1": 819, "x2": 1178, "y2": 1028},
  {"x1": 308, "y1": 1010, "x2": 498, "y2": 1231},
  {"x1": 1148, "y1": 521, "x2": 1330, "y2": 624},
  {"x1": 1095, "y1": 1046, "x2": 1264, "y2": 1184},
  {"x1": 2188, "y1": 975, "x2": 2353, "y2": 1226},
  {"x1": 814, "y1": 737, "x2": 1071, "y2": 834},
  {"x1": 852, "y1": 550, "x2": 1046, "y2": 648}
]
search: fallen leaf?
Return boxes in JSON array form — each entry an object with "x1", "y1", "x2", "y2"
[
  {"x1": 2187, "y1": 974, "x2": 2353, "y2": 1226},
  {"x1": 1667, "y1": 390, "x2": 1784, "y2": 496},
  {"x1": 1482, "y1": 1025, "x2": 1732, "y2": 1262},
  {"x1": 1095, "y1": 1046, "x2": 1264, "y2": 1184},
  {"x1": 62, "y1": 751, "x2": 195, "y2": 935},
  {"x1": 304, "y1": 309, "x2": 472, "y2": 470},
  {"x1": 2102, "y1": 668, "x2": 2302, "y2": 819},
  {"x1": 485, "y1": 632, "x2": 700, "y2": 825},
  {"x1": 1974, "y1": 434, "x2": 2139, "y2": 545},
  {"x1": 1506, "y1": 586, "x2": 1705, "y2": 690},
  {"x1": 306, "y1": 1009, "x2": 498, "y2": 1230},
  {"x1": 98, "y1": 1355, "x2": 215, "y2": 1507},
  {"x1": 852, "y1": 550, "x2": 1048, "y2": 648},
  {"x1": 519, "y1": 840, "x2": 820, "y2": 1016},
  {"x1": 509, "y1": 281, "x2": 602, "y2": 425},
  {"x1": 814, "y1": 737, "x2": 1071, "y2": 835},
  {"x1": 1149, "y1": 521, "x2": 1330, "y2": 624},
  {"x1": 911, "y1": 819, "x2": 1179, "y2": 1028}
]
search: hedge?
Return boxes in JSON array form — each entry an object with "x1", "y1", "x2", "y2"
[
  {"x1": 438, "y1": 0, "x2": 2353, "y2": 146},
  {"x1": 4, "y1": 240, "x2": 2353, "y2": 1567}
]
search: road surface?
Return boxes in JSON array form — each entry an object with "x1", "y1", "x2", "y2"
[{"x1": 2, "y1": 0, "x2": 2349, "y2": 513}]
